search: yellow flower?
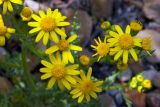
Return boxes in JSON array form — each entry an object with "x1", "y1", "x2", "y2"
[
  {"x1": 0, "y1": 14, "x2": 15, "y2": 46},
  {"x1": 79, "y1": 55, "x2": 90, "y2": 66},
  {"x1": 0, "y1": 0, "x2": 22, "y2": 14},
  {"x1": 142, "y1": 80, "x2": 152, "y2": 89},
  {"x1": 91, "y1": 37, "x2": 110, "y2": 61},
  {"x1": 142, "y1": 37, "x2": 152, "y2": 51},
  {"x1": 130, "y1": 20, "x2": 143, "y2": 31},
  {"x1": 116, "y1": 61, "x2": 128, "y2": 71},
  {"x1": 129, "y1": 81, "x2": 137, "y2": 88},
  {"x1": 40, "y1": 52, "x2": 80, "y2": 90},
  {"x1": 70, "y1": 67, "x2": 103, "y2": 103},
  {"x1": 28, "y1": 8, "x2": 70, "y2": 45},
  {"x1": 137, "y1": 86, "x2": 144, "y2": 92},
  {"x1": 20, "y1": 7, "x2": 33, "y2": 21},
  {"x1": 136, "y1": 75, "x2": 144, "y2": 82},
  {"x1": 108, "y1": 25, "x2": 142, "y2": 64},
  {"x1": 100, "y1": 21, "x2": 111, "y2": 30},
  {"x1": 45, "y1": 34, "x2": 82, "y2": 64}
]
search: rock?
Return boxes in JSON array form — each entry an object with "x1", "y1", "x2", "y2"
[
  {"x1": 146, "y1": 90, "x2": 160, "y2": 107},
  {"x1": 0, "y1": 76, "x2": 11, "y2": 95},
  {"x1": 118, "y1": 69, "x2": 132, "y2": 82},
  {"x1": 99, "y1": 93, "x2": 117, "y2": 107},
  {"x1": 143, "y1": 0, "x2": 160, "y2": 23},
  {"x1": 136, "y1": 29, "x2": 160, "y2": 62},
  {"x1": 91, "y1": 0, "x2": 113, "y2": 19},
  {"x1": 152, "y1": 73, "x2": 160, "y2": 89},
  {"x1": 0, "y1": 47, "x2": 7, "y2": 60},
  {"x1": 125, "y1": 90, "x2": 146, "y2": 107},
  {"x1": 115, "y1": 93, "x2": 124, "y2": 107}
]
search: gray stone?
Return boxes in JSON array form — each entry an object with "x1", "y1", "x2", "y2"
[{"x1": 99, "y1": 94, "x2": 117, "y2": 107}]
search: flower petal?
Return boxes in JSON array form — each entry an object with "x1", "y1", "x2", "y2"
[
  {"x1": 55, "y1": 28, "x2": 66, "y2": 38},
  {"x1": 114, "y1": 50, "x2": 123, "y2": 61},
  {"x1": 41, "y1": 73, "x2": 52, "y2": 80},
  {"x1": 129, "y1": 48, "x2": 138, "y2": 61},
  {"x1": 115, "y1": 25, "x2": 124, "y2": 35},
  {"x1": 61, "y1": 79, "x2": 71, "y2": 90},
  {"x1": 43, "y1": 32, "x2": 49, "y2": 45},
  {"x1": 125, "y1": 25, "x2": 131, "y2": 34},
  {"x1": 35, "y1": 30, "x2": 45, "y2": 42},
  {"x1": 65, "y1": 75, "x2": 76, "y2": 84},
  {"x1": 78, "y1": 94, "x2": 84, "y2": 103},
  {"x1": 67, "y1": 34, "x2": 77, "y2": 43},
  {"x1": 123, "y1": 50, "x2": 128, "y2": 64},
  {"x1": 41, "y1": 60, "x2": 53, "y2": 68},
  {"x1": 29, "y1": 27, "x2": 41, "y2": 34},
  {"x1": 87, "y1": 67, "x2": 92, "y2": 79},
  {"x1": 45, "y1": 45, "x2": 59, "y2": 54},
  {"x1": 69, "y1": 44, "x2": 82, "y2": 51},
  {"x1": 47, "y1": 77, "x2": 56, "y2": 89},
  {"x1": 50, "y1": 31, "x2": 59, "y2": 43}
]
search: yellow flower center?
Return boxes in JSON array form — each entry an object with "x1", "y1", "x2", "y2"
[
  {"x1": 142, "y1": 37, "x2": 152, "y2": 51},
  {"x1": 97, "y1": 43, "x2": 109, "y2": 56},
  {"x1": 119, "y1": 34, "x2": 134, "y2": 49},
  {"x1": 80, "y1": 80, "x2": 93, "y2": 93},
  {"x1": 57, "y1": 40, "x2": 69, "y2": 51},
  {"x1": 0, "y1": 25, "x2": 7, "y2": 36},
  {"x1": 41, "y1": 17, "x2": 56, "y2": 32},
  {"x1": 79, "y1": 55, "x2": 90, "y2": 66},
  {"x1": 21, "y1": 7, "x2": 32, "y2": 18},
  {"x1": 52, "y1": 64, "x2": 66, "y2": 79}
]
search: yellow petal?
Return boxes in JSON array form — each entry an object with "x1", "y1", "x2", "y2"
[
  {"x1": 55, "y1": 28, "x2": 66, "y2": 38},
  {"x1": 0, "y1": 15, "x2": 4, "y2": 25},
  {"x1": 50, "y1": 31, "x2": 59, "y2": 43},
  {"x1": 39, "y1": 10, "x2": 46, "y2": 18},
  {"x1": 35, "y1": 30, "x2": 45, "y2": 42},
  {"x1": 129, "y1": 48, "x2": 138, "y2": 61},
  {"x1": 47, "y1": 77, "x2": 56, "y2": 89},
  {"x1": 66, "y1": 51, "x2": 74, "y2": 63},
  {"x1": 28, "y1": 22, "x2": 40, "y2": 27},
  {"x1": 66, "y1": 69, "x2": 80, "y2": 75},
  {"x1": 94, "y1": 81, "x2": 103, "y2": 86},
  {"x1": 43, "y1": 32, "x2": 49, "y2": 45},
  {"x1": 56, "y1": 52, "x2": 61, "y2": 62},
  {"x1": 80, "y1": 70, "x2": 86, "y2": 80},
  {"x1": 29, "y1": 27, "x2": 41, "y2": 34},
  {"x1": 7, "y1": 1, "x2": 13, "y2": 12},
  {"x1": 109, "y1": 31, "x2": 119, "y2": 38},
  {"x1": 65, "y1": 75, "x2": 76, "y2": 84},
  {"x1": 61, "y1": 79, "x2": 71, "y2": 90},
  {"x1": 0, "y1": 36, "x2": 5, "y2": 46},
  {"x1": 87, "y1": 67, "x2": 92, "y2": 79},
  {"x1": 5, "y1": 33, "x2": 11, "y2": 38},
  {"x1": 69, "y1": 44, "x2": 82, "y2": 51},
  {"x1": 78, "y1": 94, "x2": 84, "y2": 103},
  {"x1": 114, "y1": 50, "x2": 123, "y2": 61},
  {"x1": 40, "y1": 68, "x2": 51, "y2": 73},
  {"x1": 58, "y1": 80, "x2": 64, "y2": 90},
  {"x1": 85, "y1": 94, "x2": 90, "y2": 102},
  {"x1": 49, "y1": 54, "x2": 56, "y2": 64},
  {"x1": 115, "y1": 25, "x2": 124, "y2": 35},
  {"x1": 47, "y1": 8, "x2": 52, "y2": 16},
  {"x1": 90, "y1": 92, "x2": 97, "y2": 99},
  {"x1": 72, "y1": 92, "x2": 82, "y2": 99},
  {"x1": 3, "y1": 1, "x2": 7, "y2": 14},
  {"x1": 32, "y1": 14, "x2": 41, "y2": 21},
  {"x1": 123, "y1": 50, "x2": 128, "y2": 64},
  {"x1": 10, "y1": 0, "x2": 22, "y2": 4},
  {"x1": 62, "y1": 51, "x2": 68, "y2": 64},
  {"x1": 57, "y1": 22, "x2": 70, "y2": 27},
  {"x1": 125, "y1": 25, "x2": 131, "y2": 34},
  {"x1": 70, "y1": 89, "x2": 80, "y2": 94},
  {"x1": 7, "y1": 28, "x2": 15, "y2": 33},
  {"x1": 93, "y1": 87, "x2": 102, "y2": 92},
  {"x1": 67, "y1": 34, "x2": 77, "y2": 43},
  {"x1": 41, "y1": 73, "x2": 52, "y2": 80},
  {"x1": 45, "y1": 45, "x2": 59, "y2": 54},
  {"x1": 41, "y1": 60, "x2": 53, "y2": 68}
]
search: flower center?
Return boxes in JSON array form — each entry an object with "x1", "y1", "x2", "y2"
[
  {"x1": 41, "y1": 17, "x2": 56, "y2": 32},
  {"x1": 80, "y1": 80, "x2": 93, "y2": 93},
  {"x1": 57, "y1": 40, "x2": 69, "y2": 51},
  {"x1": 0, "y1": 25, "x2": 7, "y2": 36},
  {"x1": 119, "y1": 34, "x2": 134, "y2": 49},
  {"x1": 97, "y1": 43, "x2": 109, "y2": 56},
  {"x1": 21, "y1": 7, "x2": 32, "y2": 18},
  {"x1": 52, "y1": 64, "x2": 66, "y2": 79}
]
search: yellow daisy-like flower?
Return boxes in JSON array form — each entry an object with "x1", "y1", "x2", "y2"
[
  {"x1": 70, "y1": 67, "x2": 103, "y2": 103},
  {"x1": 79, "y1": 55, "x2": 90, "y2": 66},
  {"x1": 45, "y1": 34, "x2": 82, "y2": 64},
  {"x1": 20, "y1": 7, "x2": 33, "y2": 21},
  {"x1": 91, "y1": 37, "x2": 110, "y2": 61},
  {"x1": 0, "y1": 0, "x2": 22, "y2": 14},
  {"x1": 130, "y1": 20, "x2": 143, "y2": 31},
  {"x1": 28, "y1": 8, "x2": 70, "y2": 45},
  {"x1": 0, "y1": 14, "x2": 15, "y2": 46},
  {"x1": 108, "y1": 25, "x2": 142, "y2": 64},
  {"x1": 142, "y1": 37, "x2": 152, "y2": 51},
  {"x1": 40, "y1": 52, "x2": 80, "y2": 90}
]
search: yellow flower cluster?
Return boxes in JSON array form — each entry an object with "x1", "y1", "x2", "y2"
[
  {"x1": 129, "y1": 75, "x2": 152, "y2": 92},
  {"x1": 91, "y1": 21, "x2": 153, "y2": 64}
]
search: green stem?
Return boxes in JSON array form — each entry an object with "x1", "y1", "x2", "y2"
[{"x1": 21, "y1": 46, "x2": 36, "y2": 91}]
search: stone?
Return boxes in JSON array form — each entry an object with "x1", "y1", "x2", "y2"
[
  {"x1": 0, "y1": 76, "x2": 11, "y2": 95},
  {"x1": 118, "y1": 69, "x2": 132, "y2": 82}
]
